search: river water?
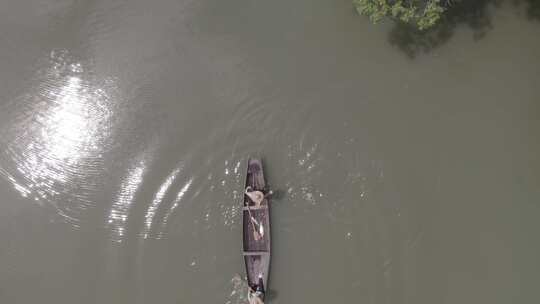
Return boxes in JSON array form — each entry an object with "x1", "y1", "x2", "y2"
[{"x1": 0, "y1": 0, "x2": 539, "y2": 303}]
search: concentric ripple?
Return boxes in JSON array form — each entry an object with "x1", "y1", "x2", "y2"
[{"x1": 0, "y1": 49, "x2": 116, "y2": 225}]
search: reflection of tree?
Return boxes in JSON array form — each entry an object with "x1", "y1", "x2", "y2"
[
  {"x1": 527, "y1": 0, "x2": 540, "y2": 20},
  {"x1": 388, "y1": 0, "x2": 539, "y2": 58}
]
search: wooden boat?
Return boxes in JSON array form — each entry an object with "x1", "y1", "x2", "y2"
[{"x1": 242, "y1": 158, "x2": 271, "y2": 299}]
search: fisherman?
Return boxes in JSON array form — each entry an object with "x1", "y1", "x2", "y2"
[
  {"x1": 244, "y1": 186, "x2": 266, "y2": 206},
  {"x1": 248, "y1": 287, "x2": 264, "y2": 304},
  {"x1": 247, "y1": 275, "x2": 265, "y2": 304},
  {"x1": 245, "y1": 186, "x2": 272, "y2": 241}
]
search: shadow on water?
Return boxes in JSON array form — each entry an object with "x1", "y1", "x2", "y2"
[
  {"x1": 389, "y1": 0, "x2": 540, "y2": 58},
  {"x1": 264, "y1": 289, "x2": 279, "y2": 302},
  {"x1": 268, "y1": 188, "x2": 286, "y2": 201}
]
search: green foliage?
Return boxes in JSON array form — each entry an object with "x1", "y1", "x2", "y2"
[{"x1": 354, "y1": 0, "x2": 446, "y2": 30}]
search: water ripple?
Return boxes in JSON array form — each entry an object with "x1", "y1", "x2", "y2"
[
  {"x1": 158, "y1": 177, "x2": 194, "y2": 238},
  {"x1": 0, "y1": 49, "x2": 116, "y2": 225},
  {"x1": 225, "y1": 274, "x2": 249, "y2": 304},
  {"x1": 108, "y1": 159, "x2": 146, "y2": 241},
  {"x1": 142, "y1": 166, "x2": 182, "y2": 239}
]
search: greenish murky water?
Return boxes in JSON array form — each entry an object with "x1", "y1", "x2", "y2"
[{"x1": 0, "y1": 0, "x2": 539, "y2": 303}]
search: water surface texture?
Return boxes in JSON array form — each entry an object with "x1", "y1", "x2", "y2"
[{"x1": 1, "y1": 0, "x2": 539, "y2": 303}]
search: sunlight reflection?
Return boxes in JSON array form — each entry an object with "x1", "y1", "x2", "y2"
[
  {"x1": 0, "y1": 49, "x2": 114, "y2": 224},
  {"x1": 20, "y1": 75, "x2": 104, "y2": 186},
  {"x1": 43, "y1": 76, "x2": 100, "y2": 163},
  {"x1": 175, "y1": 178, "x2": 194, "y2": 204},
  {"x1": 109, "y1": 160, "x2": 146, "y2": 241}
]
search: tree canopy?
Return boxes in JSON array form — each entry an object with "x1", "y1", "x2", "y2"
[{"x1": 354, "y1": 0, "x2": 448, "y2": 30}]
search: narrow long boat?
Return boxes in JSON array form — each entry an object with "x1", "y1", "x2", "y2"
[{"x1": 242, "y1": 158, "x2": 271, "y2": 300}]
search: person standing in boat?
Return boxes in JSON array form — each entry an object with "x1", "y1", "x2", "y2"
[{"x1": 247, "y1": 275, "x2": 265, "y2": 304}]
